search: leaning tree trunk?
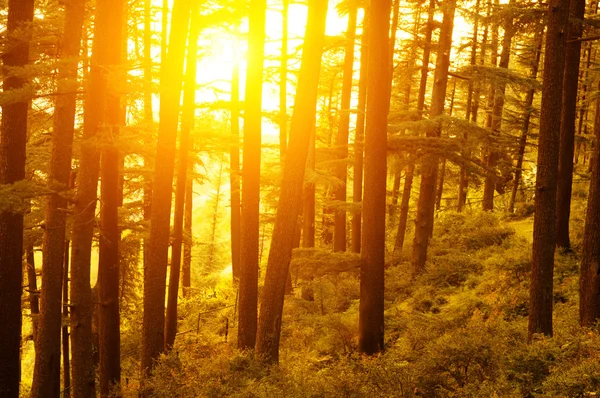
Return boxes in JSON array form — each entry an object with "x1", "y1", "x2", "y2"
[
  {"x1": 555, "y1": 0, "x2": 586, "y2": 249},
  {"x1": 255, "y1": 0, "x2": 328, "y2": 363},
  {"x1": 358, "y1": 0, "x2": 391, "y2": 356},
  {"x1": 410, "y1": 0, "x2": 456, "y2": 277},
  {"x1": 0, "y1": 1, "x2": 35, "y2": 396},
  {"x1": 528, "y1": 0, "x2": 569, "y2": 339},
  {"x1": 141, "y1": 0, "x2": 192, "y2": 376},
  {"x1": 164, "y1": 3, "x2": 200, "y2": 351},
  {"x1": 238, "y1": 0, "x2": 267, "y2": 351},
  {"x1": 580, "y1": 82, "x2": 600, "y2": 326},
  {"x1": 32, "y1": 0, "x2": 85, "y2": 396},
  {"x1": 333, "y1": 6, "x2": 357, "y2": 253}
]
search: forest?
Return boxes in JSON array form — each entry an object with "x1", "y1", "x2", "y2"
[{"x1": 2, "y1": 0, "x2": 600, "y2": 396}]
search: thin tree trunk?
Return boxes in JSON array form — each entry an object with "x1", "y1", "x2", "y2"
[
  {"x1": 182, "y1": 158, "x2": 193, "y2": 296},
  {"x1": 358, "y1": 0, "x2": 391, "y2": 356},
  {"x1": 280, "y1": 0, "x2": 289, "y2": 158},
  {"x1": 334, "y1": 6, "x2": 357, "y2": 252},
  {"x1": 142, "y1": 0, "x2": 192, "y2": 376},
  {"x1": 410, "y1": 0, "x2": 456, "y2": 277},
  {"x1": 508, "y1": 27, "x2": 543, "y2": 214},
  {"x1": 27, "y1": 247, "x2": 40, "y2": 340},
  {"x1": 579, "y1": 82, "x2": 600, "y2": 326},
  {"x1": 351, "y1": 10, "x2": 369, "y2": 254},
  {"x1": 164, "y1": 3, "x2": 200, "y2": 351},
  {"x1": 255, "y1": 0, "x2": 328, "y2": 363},
  {"x1": 143, "y1": 0, "x2": 154, "y2": 274},
  {"x1": 555, "y1": 0, "x2": 586, "y2": 249},
  {"x1": 230, "y1": 37, "x2": 241, "y2": 281},
  {"x1": 528, "y1": 0, "x2": 569, "y2": 339},
  {"x1": 303, "y1": 127, "x2": 316, "y2": 248},
  {"x1": 238, "y1": 0, "x2": 267, "y2": 351},
  {"x1": 394, "y1": 0, "x2": 435, "y2": 254}
]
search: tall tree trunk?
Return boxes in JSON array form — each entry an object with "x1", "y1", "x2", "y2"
[
  {"x1": 230, "y1": 39, "x2": 241, "y2": 282},
  {"x1": 458, "y1": 0, "x2": 480, "y2": 212},
  {"x1": 0, "y1": 1, "x2": 34, "y2": 396},
  {"x1": 351, "y1": 10, "x2": 369, "y2": 254},
  {"x1": 394, "y1": 0, "x2": 435, "y2": 254},
  {"x1": 255, "y1": 0, "x2": 328, "y2": 363},
  {"x1": 96, "y1": 0, "x2": 125, "y2": 394},
  {"x1": 410, "y1": 0, "x2": 456, "y2": 277},
  {"x1": 280, "y1": 0, "x2": 289, "y2": 158},
  {"x1": 580, "y1": 82, "x2": 600, "y2": 326},
  {"x1": 141, "y1": 0, "x2": 192, "y2": 376},
  {"x1": 303, "y1": 127, "x2": 316, "y2": 248},
  {"x1": 334, "y1": 6, "x2": 357, "y2": 252},
  {"x1": 33, "y1": 0, "x2": 85, "y2": 395},
  {"x1": 164, "y1": 3, "x2": 200, "y2": 352},
  {"x1": 358, "y1": 0, "x2": 391, "y2": 356},
  {"x1": 528, "y1": 0, "x2": 569, "y2": 339},
  {"x1": 238, "y1": 0, "x2": 267, "y2": 351},
  {"x1": 436, "y1": 79, "x2": 456, "y2": 212},
  {"x1": 143, "y1": 0, "x2": 154, "y2": 275},
  {"x1": 555, "y1": 0, "x2": 586, "y2": 249},
  {"x1": 508, "y1": 27, "x2": 543, "y2": 214}
]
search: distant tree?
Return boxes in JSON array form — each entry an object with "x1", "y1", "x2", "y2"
[
  {"x1": 141, "y1": 0, "x2": 192, "y2": 376},
  {"x1": 528, "y1": 0, "x2": 569, "y2": 339},
  {"x1": 255, "y1": 0, "x2": 328, "y2": 363},
  {"x1": 0, "y1": 1, "x2": 35, "y2": 396},
  {"x1": 359, "y1": 0, "x2": 391, "y2": 355},
  {"x1": 32, "y1": 0, "x2": 85, "y2": 396},
  {"x1": 238, "y1": 0, "x2": 267, "y2": 351},
  {"x1": 555, "y1": 0, "x2": 585, "y2": 249},
  {"x1": 411, "y1": 0, "x2": 456, "y2": 277}
]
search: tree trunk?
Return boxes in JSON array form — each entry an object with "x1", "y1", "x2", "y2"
[
  {"x1": 230, "y1": 34, "x2": 241, "y2": 282},
  {"x1": 255, "y1": 0, "x2": 328, "y2": 363},
  {"x1": 143, "y1": 0, "x2": 154, "y2": 276},
  {"x1": 164, "y1": 3, "x2": 200, "y2": 352},
  {"x1": 410, "y1": 0, "x2": 456, "y2": 277},
  {"x1": 528, "y1": 0, "x2": 569, "y2": 339},
  {"x1": 280, "y1": 0, "x2": 289, "y2": 158},
  {"x1": 142, "y1": 0, "x2": 192, "y2": 376},
  {"x1": 334, "y1": 6, "x2": 357, "y2": 252},
  {"x1": 351, "y1": 10, "x2": 369, "y2": 254},
  {"x1": 96, "y1": 1, "x2": 125, "y2": 394},
  {"x1": 394, "y1": 0, "x2": 435, "y2": 254},
  {"x1": 27, "y1": 247, "x2": 40, "y2": 340},
  {"x1": 303, "y1": 127, "x2": 316, "y2": 248},
  {"x1": 580, "y1": 82, "x2": 600, "y2": 326},
  {"x1": 0, "y1": 1, "x2": 34, "y2": 396},
  {"x1": 33, "y1": 0, "x2": 85, "y2": 395},
  {"x1": 358, "y1": 0, "x2": 391, "y2": 356},
  {"x1": 182, "y1": 159, "x2": 193, "y2": 296},
  {"x1": 62, "y1": 240, "x2": 71, "y2": 398},
  {"x1": 555, "y1": 0, "x2": 586, "y2": 249},
  {"x1": 508, "y1": 27, "x2": 543, "y2": 214},
  {"x1": 238, "y1": 0, "x2": 267, "y2": 351}
]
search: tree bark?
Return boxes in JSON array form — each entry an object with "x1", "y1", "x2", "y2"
[
  {"x1": 164, "y1": 3, "x2": 200, "y2": 352},
  {"x1": 27, "y1": 248, "x2": 40, "y2": 340},
  {"x1": 528, "y1": 0, "x2": 569, "y2": 339},
  {"x1": 555, "y1": 0, "x2": 586, "y2": 249},
  {"x1": 580, "y1": 82, "x2": 600, "y2": 326},
  {"x1": 410, "y1": 0, "x2": 456, "y2": 277},
  {"x1": 238, "y1": 0, "x2": 267, "y2": 351},
  {"x1": 334, "y1": 6, "x2": 357, "y2": 252},
  {"x1": 255, "y1": 0, "x2": 328, "y2": 363},
  {"x1": 142, "y1": 0, "x2": 192, "y2": 375},
  {"x1": 0, "y1": 1, "x2": 34, "y2": 396},
  {"x1": 182, "y1": 159, "x2": 193, "y2": 296},
  {"x1": 303, "y1": 127, "x2": 316, "y2": 249},
  {"x1": 62, "y1": 240, "x2": 71, "y2": 398},
  {"x1": 358, "y1": 0, "x2": 391, "y2": 356},
  {"x1": 230, "y1": 34, "x2": 241, "y2": 282}
]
